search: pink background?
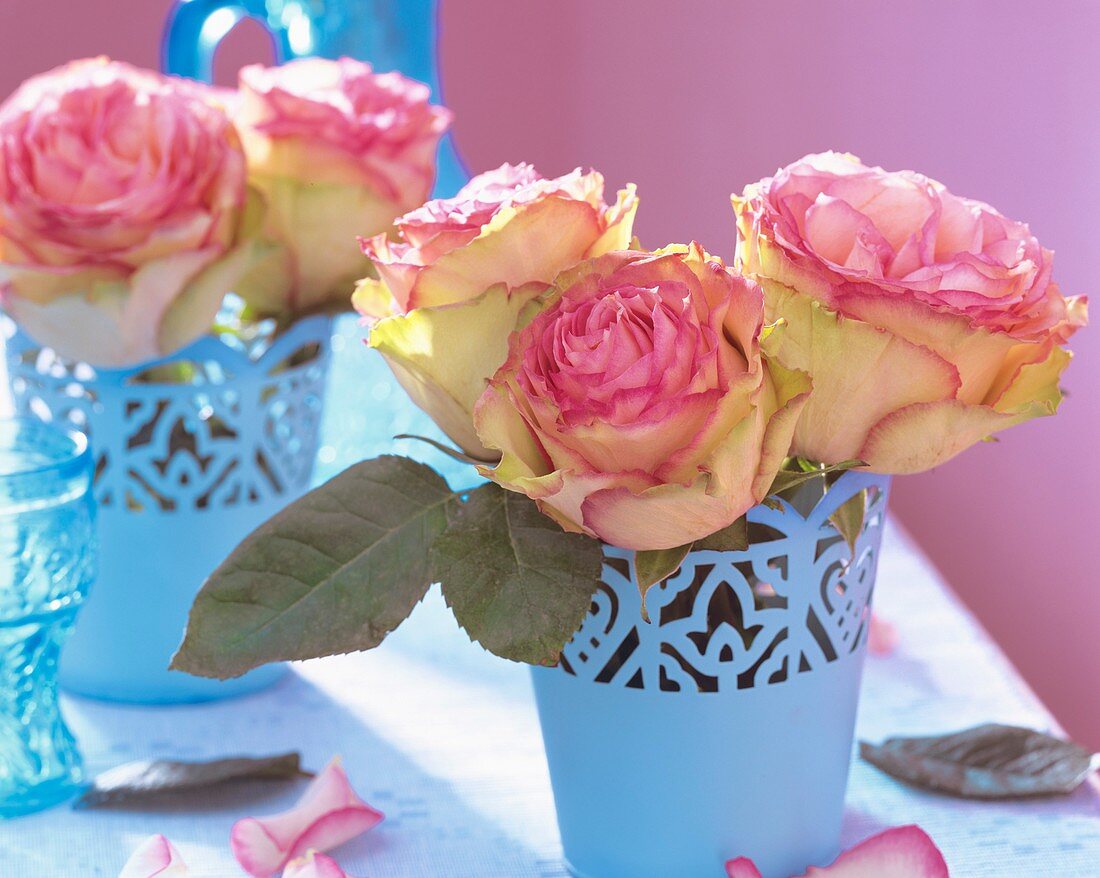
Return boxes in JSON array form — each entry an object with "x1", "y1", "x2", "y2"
[{"x1": 1, "y1": 1, "x2": 1097, "y2": 746}]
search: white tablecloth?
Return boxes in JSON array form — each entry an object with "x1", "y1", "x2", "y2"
[{"x1": 1, "y1": 523, "x2": 1098, "y2": 877}]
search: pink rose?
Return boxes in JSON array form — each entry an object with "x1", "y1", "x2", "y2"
[
  {"x1": 233, "y1": 57, "x2": 451, "y2": 312},
  {"x1": 0, "y1": 58, "x2": 256, "y2": 367},
  {"x1": 734, "y1": 152, "x2": 1087, "y2": 472},
  {"x1": 473, "y1": 245, "x2": 810, "y2": 551},
  {"x1": 357, "y1": 162, "x2": 636, "y2": 316},
  {"x1": 356, "y1": 162, "x2": 637, "y2": 458}
]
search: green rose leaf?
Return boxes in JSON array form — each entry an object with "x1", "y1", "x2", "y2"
[
  {"x1": 171, "y1": 455, "x2": 454, "y2": 680},
  {"x1": 432, "y1": 483, "x2": 603, "y2": 664},
  {"x1": 633, "y1": 545, "x2": 692, "y2": 621},
  {"x1": 767, "y1": 458, "x2": 865, "y2": 499},
  {"x1": 632, "y1": 516, "x2": 750, "y2": 622},
  {"x1": 694, "y1": 515, "x2": 749, "y2": 552},
  {"x1": 828, "y1": 489, "x2": 867, "y2": 559}
]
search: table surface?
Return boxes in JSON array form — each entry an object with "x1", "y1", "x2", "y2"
[{"x1": 3, "y1": 321, "x2": 1100, "y2": 877}]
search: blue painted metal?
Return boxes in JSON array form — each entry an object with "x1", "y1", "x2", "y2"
[
  {"x1": 160, "y1": 0, "x2": 468, "y2": 198},
  {"x1": 2, "y1": 315, "x2": 333, "y2": 704},
  {"x1": 531, "y1": 471, "x2": 891, "y2": 878}
]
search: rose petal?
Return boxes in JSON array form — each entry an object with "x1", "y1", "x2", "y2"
[
  {"x1": 230, "y1": 758, "x2": 383, "y2": 878},
  {"x1": 369, "y1": 281, "x2": 548, "y2": 459},
  {"x1": 406, "y1": 197, "x2": 603, "y2": 312},
  {"x1": 759, "y1": 281, "x2": 961, "y2": 469},
  {"x1": 726, "y1": 825, "x2": 949, "y2": 877},
  {"x1": 858, "y1": 399, "x2": 1022, "y2": 474},
  {"x1": 868, "y1": 613, "x2": 899, "y2": 657},
  {"x1": 118, "y1": 835, "x2": 188, "y2": 878},
  {"x1": 725, "y1": 857, "x2": 764, "y2": 878},
  {"x1": 283, "y1": 851, "x2": 349, "y2": 878}
]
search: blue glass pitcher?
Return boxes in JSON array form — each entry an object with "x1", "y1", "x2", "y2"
[{"x1": 161, "y1": 0, "x2": 466, "y2": 198}]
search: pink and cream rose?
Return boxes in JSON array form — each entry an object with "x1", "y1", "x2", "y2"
[
  {"x1": 734, "y1": 152, "x2": 1087, "y2": 473},
  {"x1": 0, "y1": 58, "x2": 256, "y2": 367},
  {"x1": 473, "y1": 245, "x2": 811, "y2": 551},
  {"x1": 356, "y1": 162, "x2": 637, "y2": 457},
  {"x1": 233, "y1": 57, "x2": 451, "y2": 312}
]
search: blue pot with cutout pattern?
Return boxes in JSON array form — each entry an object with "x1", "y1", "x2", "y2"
[{"x1": 532, "y1": 471, "x2": 891, "y2": 878}]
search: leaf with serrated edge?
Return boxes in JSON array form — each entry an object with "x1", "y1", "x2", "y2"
[
  {"x1": 861, "y1": 723, "x2": 1098, "y2": 799},
  {"x1": 432, "y1": 484, "x2": 603, "y2": 664},
  {"x1": 829, "y1": 489, "x2": 866, "y2": 559},
  {"x1": 172, "y1": 456, "x2": 454, "y2": 679},
  {"x1": 74, "y1": 753, "x2": 311, "y2": 809},
  {"x1": 634, "y1": 545, "x2": 691, "y2": 621}
]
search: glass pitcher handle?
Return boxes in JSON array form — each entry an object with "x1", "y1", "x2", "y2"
[{"x1": 161, "y1": 0, "x2": 287, "y2": 82}]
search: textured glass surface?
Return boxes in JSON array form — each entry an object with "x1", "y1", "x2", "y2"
[{"x1": 0, "y1": 419, "x2": 94, "y2": 816}]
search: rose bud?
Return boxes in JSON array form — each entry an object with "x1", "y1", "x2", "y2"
[
  {"x1": 734, "y1": 152, "x2": 1087, "y2": 473},
  {"x1": 0, "y1": 58, "x2": 258, "y2": 367},
  {"x1": 233, "y1": 57, "x2": 451, "y2": 313},
  {"x1": 356, "y1": 162, "x2": 637, "y2": 458},
  {"x1": 473, "y1": 244, "x2": 811, "y2": 551}
]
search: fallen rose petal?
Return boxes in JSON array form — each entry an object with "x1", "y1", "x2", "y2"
[
  {"x1": 725, "y1": 857, "x2": 763, "y2": 878},
  {"x1": 118, "y1": 835, "x2": 188, "y2": 877},
  {"x1": 283, "y1": 850, "x2": 349, "y2": 878},
  {"x1": 726, "y1": 825, "x2": 949, "y2": 877},
  {"x1": 230, "y1": 758, "x2": 383, "y2": 878},
  {"x1": 868, "y1": 613, "x2": 899, "y2": 656}
]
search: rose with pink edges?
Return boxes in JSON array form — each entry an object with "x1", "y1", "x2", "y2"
[
  {"x1": 230, "y1": 758, "x2": 382, "y2": 878},
  {"x1": 726, "y1": 825, "x2": 950, "y2": 877},
  {"x1": 734, "y1": 152, "x2": 1087, "y2": 473},
  {"x1": 356, "y1": 162, "x2": 637, "y2": 458},
  {"x1": 0, "y1": 58, "x2": 256, "y2": 367},
  {"x1": 474, "y1": 244, "x2": 811, "y2": 551},
  {"x1": 356, "y1": 162, "x2": 636, "y2": 318},
  {"x1": 232, "y1": 57, "x2": 451, "y2": 312}
]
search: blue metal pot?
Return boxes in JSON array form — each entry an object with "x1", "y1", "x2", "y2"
[
  {"x1": 531, "y1": 471, "x2": 891, "y2": 878},
  {"x1": 2, "y1": 315, "x2": 332, "y2": 703}
]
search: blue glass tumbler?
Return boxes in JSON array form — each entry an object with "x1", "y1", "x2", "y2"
[{"x1": 0, "y1": 419, "x2": 95, "y2": 816}]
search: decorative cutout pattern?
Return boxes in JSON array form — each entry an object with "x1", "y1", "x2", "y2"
[
  {"x1": 2, "y1": 316, "x2": 332, "y2": 514},
  {"x1": 558, "y1": 471, "x2": 891, "y2": 692}
]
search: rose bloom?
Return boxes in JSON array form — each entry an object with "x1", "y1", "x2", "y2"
[
  {"x1": 0, "y1": 58, "x2": 254, "y2": 367},
  {"x1": 233, "y1": 57, "x2": 451, "y2": 313},
  {"x1": 473, "y1": 245, "x2": 811, "y2": 551},
  {"x1": 356, "y1": 162, "x2": 637, "y2": 458},
  {"x1": 734, "y1": 152, "x2": 1087, "y2": 473}
]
